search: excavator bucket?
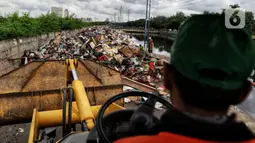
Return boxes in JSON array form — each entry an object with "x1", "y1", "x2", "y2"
[{"x1": 0, "y1": 60, "x2": 124, "y2": 125}]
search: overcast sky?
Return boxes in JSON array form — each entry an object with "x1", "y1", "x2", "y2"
[{"x1": 0, "y1": 0, "x2": 254, "y2": 21}]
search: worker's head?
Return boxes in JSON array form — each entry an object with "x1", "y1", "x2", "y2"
[{"x1": 164, "y1": 14, "x2": 255, "y2": 114}]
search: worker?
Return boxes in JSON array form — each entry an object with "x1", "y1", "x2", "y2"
[
  {"x1": 148, "y1": 37, "x2": 154, "y2": 54},
  {"x1": 115, "y1": 14, "x2": 255, "y2": 142}
]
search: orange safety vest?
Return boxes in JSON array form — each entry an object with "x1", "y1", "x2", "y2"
[{"x1": 115, "y1": 132, "x2": 255, "y2": 143}]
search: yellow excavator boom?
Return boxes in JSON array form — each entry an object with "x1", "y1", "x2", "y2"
[{"x1": 28, "y1": 59, "x2": 125, "y2": 143}]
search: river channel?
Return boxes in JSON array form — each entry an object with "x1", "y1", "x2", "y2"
[{"x1": 124, "y1": 34, "x2": 173, "y2": 58}]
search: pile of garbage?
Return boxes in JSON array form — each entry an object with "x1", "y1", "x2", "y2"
[{"x1": 21, "y1": 27, "x2": 165, "y2": 87}]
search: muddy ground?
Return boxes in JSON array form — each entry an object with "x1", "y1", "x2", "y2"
[{"x1": 0, "y1": 123, "x2": 30, "y2": 143}]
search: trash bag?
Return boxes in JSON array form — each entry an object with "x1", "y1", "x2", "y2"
[
  {"x1": 144, "y1": 64, "x2": 150, "y2": 72},
  {"x1": 114, "y1": 54, "x2": 124, "y2": 64},
  {"x1": 131, "y1": 57, "x2": 139, "y2": 65},
  {"x1": 119, "y1": 47, "x2": 133, "y2": 58},
  {"x1": 102, "y1": 44, "x2": 118, "y2": 57}
]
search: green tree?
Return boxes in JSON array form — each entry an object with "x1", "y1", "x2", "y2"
[
  {"x1": 0, "y1": 12, "x2": 98, "y2": 40},
  {"x1": 230, "y1": 4, "x2": 240, "y2": 8},
  {"x1": 245, "y1": 11, "x2": 254, "y2": 32},
  {"x1": 203, "y1": 11, "x2": 210, "y2": 15}
]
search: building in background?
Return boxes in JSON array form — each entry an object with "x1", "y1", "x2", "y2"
[
  {"x1": 51, "y1": 7, "x2": 63, "y2": 17},
  {"x1": 81, "y1": 17, "x2": 92, "y2": 22},
  {"x1": 64, "y1": 9, "x2": 69, "y2": 17}
]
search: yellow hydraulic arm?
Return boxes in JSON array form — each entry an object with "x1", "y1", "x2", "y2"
[
  {"x1": 67, "y1": 59, "x2": 95, "y2": 130},
  {"x1": 28, "y1": 59, "x2": 124, "y2": 143}
]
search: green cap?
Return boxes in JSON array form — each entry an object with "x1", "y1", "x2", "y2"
[{"x1": 171, "y1": 14, "x2": 255, "y2": 89}]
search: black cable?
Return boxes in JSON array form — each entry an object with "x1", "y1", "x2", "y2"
[
  {"x1": 159, "y1": 0, "x2": 204, "y2": 8},
  {"x1": 127, "y1": 0, "x2": 137, "y2": 10},
  {"x1": 132, "y1": 10, "x2": 146, "y2": 16},
  {"x1": 62, "y1": 89, "x2": 67, "y2": 137},
  {"x1": 177, "y1": 0, "x2": 204, "y2": 8},
  {"x1": 96, "y1": 91, "x2": 173, "y2": 143},
  {"x1": 81, "y1": 121, "x2": 88, "y2": 131},
  {"x1": 68, "y1": 88, "x2": 73, "y2": 133},
  {"x1": 72, "y1": 124, "x2": 76, "y2": 131}
]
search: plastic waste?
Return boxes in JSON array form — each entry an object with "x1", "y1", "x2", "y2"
[{"x1": 22, "y1": 27, "x2": 167, "y2": 92}]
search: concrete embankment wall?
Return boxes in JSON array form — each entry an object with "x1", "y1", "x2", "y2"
[
  {"x1": 126, "y1": 32, "x2": 176, "y2": 40},
  {"x1": 0, "y1": 33, "x2": 56, "y2": 76},
  {"x1": 0, "y1": 28, "x2": 84, "y2": 76}
]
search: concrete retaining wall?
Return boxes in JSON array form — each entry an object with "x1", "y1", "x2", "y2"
[
  {"x1": 0, "y1": 27, "x2": 97, "y2": 76},
  {"x1": 0, "y1": 32, "x2": 56, "y2": 76},
  {"x1": 61, "y1": 29, "x2": 80, "y2": 37}
]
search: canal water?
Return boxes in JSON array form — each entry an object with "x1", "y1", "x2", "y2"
[
  {"x1": 128, "y1": 35, "x2": 173, "y2": 58},
  {"x1": 238, "y1": 88, "x2": 255, "y2": 119}
]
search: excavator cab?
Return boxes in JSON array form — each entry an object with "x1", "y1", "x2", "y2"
[
  {"x1": 26, "y1": 59, "x2": 172, "y2": 143},
  {"x1": 0, "y1": 58, "x2": 254, "y2": 142},
  {"x1": 27, "y1": 59, "x2": 124, "y2": 142},
  {"x1": 56, "y1": 91, "x2": 172, "y2": 143}
]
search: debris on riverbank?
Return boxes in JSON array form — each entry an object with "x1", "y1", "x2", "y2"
[{"x1": 21, "y1": 27, "x2": 168, "y2": 88}]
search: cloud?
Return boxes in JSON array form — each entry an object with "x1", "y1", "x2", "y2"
[
  {"x1": 0, "y1": 2, "x2": 9, "y2": 8},
  {"x1": 0, "y1": 0, "x2": 254, "y2": 21}
]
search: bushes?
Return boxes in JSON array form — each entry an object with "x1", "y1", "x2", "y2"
[{"x1": 0, "y1": 12, "x2": 93, "y2": 40}]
